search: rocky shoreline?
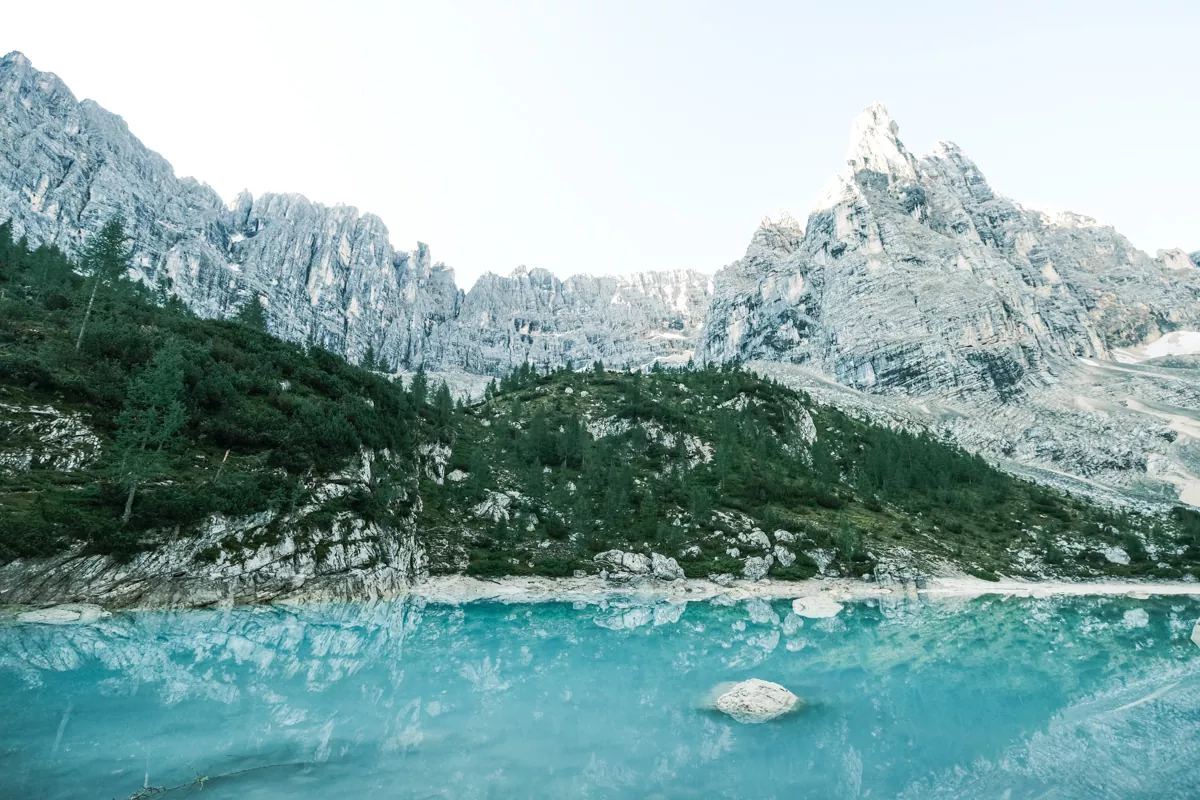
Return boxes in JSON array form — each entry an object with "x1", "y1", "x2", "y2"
[{"x1": 5, "y1": 573, "x2": 1200, "y2": 624}]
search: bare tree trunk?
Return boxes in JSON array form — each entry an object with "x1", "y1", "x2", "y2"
[
  {"x1": 122, "y1": 483, "x2": 138, "y2": 525},
  {"x1": 75, "y1": 274, "x2": 102, "y2": 352},
  {"x1": 213, "y1": 449, "x2": 230, "y2": 483}
]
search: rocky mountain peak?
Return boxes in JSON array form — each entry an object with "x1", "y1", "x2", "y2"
[
  {"x1": 844, "y1": 101, "x2": 916, "y2": 180},
  {"x1": 1, "y1": 51, "x2": 31, "y2": 68},
  {"x1": 813, "y1": 101, "x2": 920, "y2": 211}
]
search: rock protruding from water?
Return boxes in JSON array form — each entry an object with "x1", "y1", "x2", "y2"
[
  {"x1": 792, "y1": 595, "x2": 844, "y2": 618},
  {"x1": 714, "y1": 679, "x2": 799, "y2": 724},
  {"x1": 16, "y1": 603, "x2": 109, "y2": 624}
]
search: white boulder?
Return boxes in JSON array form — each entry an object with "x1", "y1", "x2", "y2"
[
  {"x1": 792, "y1": 595, "x2": 844, "y2": 618},
  {"x1": 743, "y1": 555, "x2": 773, "y2": 581},
  {"x1": 17, "y1": 603, "x2": 109, "y2": 625},
  {"x1": 714, "y1": 679, "x2": 799, "y2": 723},
  {"x1": 651, "y1": 553, "x2": 685, "y2": 581},
  {"x1": 1103, "y1": 547, "x2": 1130, "y2": 566},
  {"x1": 594, "y1": 550, "x2": 651, "y2": 575},
  {"x1": 738, "y1": 529, "x2": 772, "y2": 551}
]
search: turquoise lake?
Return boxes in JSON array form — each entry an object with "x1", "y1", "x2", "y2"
[{"x1": 2, "y1": 594, "x2": 1199, "y2": 798}]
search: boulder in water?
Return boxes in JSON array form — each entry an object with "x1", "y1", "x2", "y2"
[{"x1": 714, "y1": 679, "x2": 799, "y2": 723}]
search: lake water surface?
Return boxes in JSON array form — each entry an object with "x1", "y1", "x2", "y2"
[{"x1": 2, "y1": 594, "x2": 1199, "y2": 798}]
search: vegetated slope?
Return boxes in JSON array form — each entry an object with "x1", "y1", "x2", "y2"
[
  {"x1": 421, "y1": 363, "x2": 1200, "y2": 583},
  {"x1": 2, "y1": 221, "x2": 1199, "y2": 590},
  {"x1": 0, "y1": 221, "x2": 429, "y2": 567}
]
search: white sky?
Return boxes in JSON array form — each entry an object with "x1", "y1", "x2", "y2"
[{"x1": 3, "y1": 0, "x2": 1197, "y2": 288}]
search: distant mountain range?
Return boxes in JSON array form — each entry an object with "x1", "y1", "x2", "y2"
[{"x1": 2, "y1": 51, "x2": 1198, "y2": 507}]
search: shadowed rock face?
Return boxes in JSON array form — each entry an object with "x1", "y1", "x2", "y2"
[{"x1": 0, "y1": 52, "x2": 712, "y2": 375}]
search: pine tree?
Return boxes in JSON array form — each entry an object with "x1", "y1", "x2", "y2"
[
  {"x1": 410, "y1": 365, "x2": 428, "y2": 407},
  {"x1": 434, "y1": 381, "x2": 454, "y2": 434},
  {"x1": 75, "y1": 217, "x2": 130, "y2": 352},
  {"x1": 467, "y1": 447, "x2": 490, "y2": 502},
  {"x1": 110, "y1": 340, "x2": 188, "y2": 523},
  {"x1": 236, "y1": 296, "x2": 268, "y2": 331},
  {"x1": 0, "y1": 219, "x2": 13, "y2": 278}
]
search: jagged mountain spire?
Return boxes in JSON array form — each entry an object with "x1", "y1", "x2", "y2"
[
  {"x1": 844, "y1": 102, "x2": 916, "y2": 179},
  {"x1": 813, "y1": 102, "x2": 919, "y2": 211}
]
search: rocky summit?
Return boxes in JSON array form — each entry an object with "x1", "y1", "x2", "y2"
[{"x1": 2, "y1": 51, "x2": 1198, "y2": 505}]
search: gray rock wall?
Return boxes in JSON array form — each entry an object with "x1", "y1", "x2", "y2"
[{"x1": 0, "y1": 52, "x2": 711, "y2": 375}]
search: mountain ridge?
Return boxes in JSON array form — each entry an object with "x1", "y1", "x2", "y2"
[
  {"x1": 0, "y1": 51, "x2": 711, "y2": 376},
  {"x1": 3, "y1": 50, "x2": 1199, "y2": 506}
]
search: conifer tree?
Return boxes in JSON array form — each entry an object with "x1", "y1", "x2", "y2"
[
  {"x1": 434, "y1": 381, "x2": 454, "y2": 434},
  {"x1": 110, "y1": 340, "x2": 188, "y2": 523},
  {"x1": 410, "y1": 365, "x2": 428, "y2": 407},
  {"x1": 236, "y1": 296, "x2": 268, "y2": 331},
  {"x1": 75, "y1": 217, "x2": 130, "y2": 352}
]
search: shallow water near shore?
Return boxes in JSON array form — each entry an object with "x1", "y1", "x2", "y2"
[{"x1": 2, "y1": 594, "x2": 1200, "y2": 799}]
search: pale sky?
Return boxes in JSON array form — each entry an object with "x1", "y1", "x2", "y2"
[{"x1": 3, "y1": 0, "x2": 1197, "y2": 288}]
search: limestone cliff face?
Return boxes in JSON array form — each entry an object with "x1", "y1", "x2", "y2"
[
  {"x1": 0, "y1": 52, "x2": 710, "y2": 374},
  {"x1": 699, "y1": 103, "x2": 1200, "y2": 399}
]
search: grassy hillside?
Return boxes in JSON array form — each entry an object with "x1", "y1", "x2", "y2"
[{"x1": 2, "y1": 219, "x2": 1199, "y2": 583}]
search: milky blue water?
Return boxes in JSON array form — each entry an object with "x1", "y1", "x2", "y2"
[{"x1": 2, "y1": 594, "x2": 1200, "y2": 799}]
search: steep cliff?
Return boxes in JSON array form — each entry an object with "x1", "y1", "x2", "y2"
[{"x1": 0, "y1": 52, "x2": 710, "y2": 375}]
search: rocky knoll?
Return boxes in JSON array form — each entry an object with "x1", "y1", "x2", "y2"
[{"x1": 0, "y1": 52, "x2": 710, "y2": 375}]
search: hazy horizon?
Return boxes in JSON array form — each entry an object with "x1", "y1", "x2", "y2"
[{"x1": 4, "y1": 0, "x2": 1197, "y2": 288}]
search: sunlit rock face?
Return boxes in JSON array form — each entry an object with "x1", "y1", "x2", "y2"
[
  {"x1": 700, "y1": 104, "x2": 1200, "y2": 504},
  {"x1": 700, "y1": 102, "x2": 1200, "y2": 397},
  {"x1": 0, "y1": 52, "x2": 711, "y2": 375}
]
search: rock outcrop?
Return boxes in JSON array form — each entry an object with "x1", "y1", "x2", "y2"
[{"x1": 0, "y1": 449, "x2": 428, "y2": 609}]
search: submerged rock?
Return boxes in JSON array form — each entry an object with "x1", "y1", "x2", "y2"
[
  {"x1": 792, "y1": 595, "x2": 844, "y2": 619},
  {"x1": 16, "y1": 603, "x2": 109, "y2": 624},
  {"x1": 714, "y1": 679, "x2": 799, "y2": 724}
]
